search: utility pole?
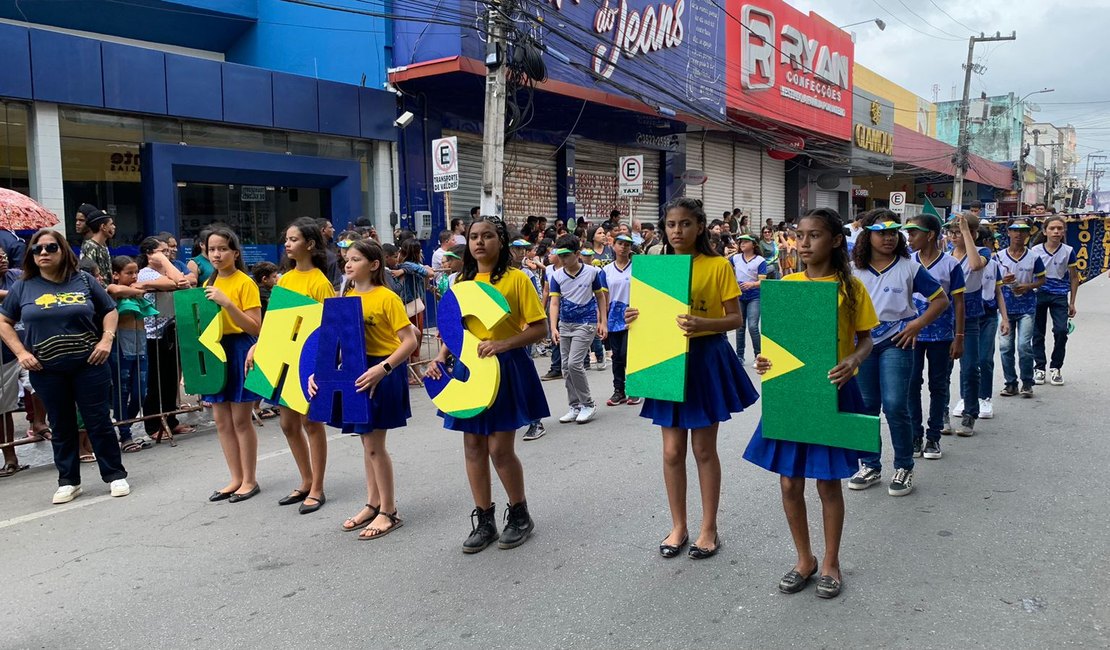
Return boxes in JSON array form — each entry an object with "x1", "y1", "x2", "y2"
[
  {"x1": 953, "y1": 31, "x2": 1016, "y2": 215},
  {"x1": 480, "y1": 0, "x2": 511, "y2": 219}
]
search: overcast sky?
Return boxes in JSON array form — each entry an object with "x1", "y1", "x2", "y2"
[{"x1": 802, "y1": 0, "x2": 1110, "y2": 176}]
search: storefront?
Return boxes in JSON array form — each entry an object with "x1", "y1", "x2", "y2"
[
  {"x1": 685, "y1": 132, "x2": 786, "y2": 226},
  {"x1": 0, "y1": 24, "x2": 398, "y2": 260}
]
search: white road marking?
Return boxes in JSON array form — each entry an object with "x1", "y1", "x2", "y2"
[{"x1": 0, "y1": 433, "x2": 348, "y2": 530}]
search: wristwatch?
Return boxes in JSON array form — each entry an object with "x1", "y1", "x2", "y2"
[{"x1": 381, "y1": 361, "x2": 394, "y2": 375}]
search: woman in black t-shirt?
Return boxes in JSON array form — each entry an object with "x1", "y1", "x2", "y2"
[{"x1": 0, "y1": 230, "x2": 129, "y2": 504}]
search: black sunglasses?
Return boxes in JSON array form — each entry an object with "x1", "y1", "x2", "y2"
[{"x1": 32, "y1": 243, "x2": 61, "y2": 255}]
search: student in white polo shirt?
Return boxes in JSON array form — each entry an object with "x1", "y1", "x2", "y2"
[
  {"x1": 1030, "y1": 215, "x2": 1081, "y2": 386},
  {"x1": 548, "y1": 235, "x2": 608, "y2": 425},
  {"x1": 849, "y1": 210, "x2": 948, "y2": 498},
  {"x1": 944, "y1": 212, "x2": 990, "y2": 435},
  {"x1": 995, "y1": 218, "x2": 1045, "y2": 397},
  {"x1": 730, "y1": 234, "x2": 767, "y2": 365},
  {"x1": 602, "y1": 235, "x2": 639, "y2": 407},
  {"x1": 976, "y1": 227, "x2": 1009, "y2": 419}
]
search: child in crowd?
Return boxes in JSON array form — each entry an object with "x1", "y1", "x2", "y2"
[
  {"x1": 202, "y1": 227, "x2": 264, "y2": 503},
  {"x1": 731, "y1": 234, "x2": 767, "y2": 365},
  {"x1": 1030, "y1": 215, "x2": 1081, "y2": 386},
  {"x1": 627, "y1": 198, "x2": 759, "y2": 560},
  {"x1": 510, "y1": 238, "x2": 547, "y2": 441},
  {"x1": 904, "y1": 214, "x2": 964, "y2": 460},
  {"x1": 549, "y1": 235, "x2": 608, "y2": 426},
  {"x1": 435, "y1": 247, "x2": 463, "y2": 298},
  {"x1": 541, "y1": 245, "x2": 564, "y2": 381},
  {"x1": 105, "y1": 255, "x2": 157, "y2": 453},
  {"x1": 945, "y1": 213, "x2": 990, "y2": 434},
  {"x1": 849, "y1": 210, "x2": 947, "y2": 496},
  {"x1": 603, "y1": 234, "x2": 639, "y2": 407},
  {"x1": 744, "y1": 207, "x2": 877, "y2": 599},
  {"x1": 251, "y1": 261, "x2": 279, "y2": 317},
  {"x1": 393, "y1": 239, "x2": 432, "y2": 373},
  {"x1": 995, "y1": 219, "x2": 1045, "y2": 397},
  {"x1": 425, "y1": 217, "x2": 549, "y2": 554},
  {"x1": 977, "y1": 228, "x2": 1008, "y2": 419},
  {"x1": 311, "y1": 239, "x2": 418, "y2": 539}
]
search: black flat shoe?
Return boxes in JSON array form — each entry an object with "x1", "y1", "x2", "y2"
[
  {"x1": 816, "y1": 574, "x2": 842, "y2": 599},
  {"x1": 299, "y1": 494, "x2": 326, "y2": 514},
  {"x1": 208, "y1": 490, "x2": 234, "y2": 502},
  {"x1": 688, "y1": 535, "x2": 721, "y2": 560},
  {"x1": 228, "y1": 485, "x2": 260, "y2": 503},
  {"x1": 778, "y1": 557, "x2": 819, "y2": 594},
  {"x1": 659, "y1": 534, "x2": 689, "y2": 559},
  {"x1": 278, "y1": 489, "x2": 308, "y2": 506}
]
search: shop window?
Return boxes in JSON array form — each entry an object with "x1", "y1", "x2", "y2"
[
  {"x1": 60, "y1": 136, "x2": 143, "y2": 245},
  {"x1": 0, "y1": 102, "x2": 30, "y2": 198}
]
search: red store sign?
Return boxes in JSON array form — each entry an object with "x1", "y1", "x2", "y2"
[{"x1": 725, "y1": 0, "x2": 854, "y2": 140}]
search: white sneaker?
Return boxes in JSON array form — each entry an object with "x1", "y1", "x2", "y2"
[
  {"x1": 951, "y1": 399, "x2": 965, "y2": 416},
  {"x1": 979, "y1": 398, "x2": 994, "y2": 419},
  {"x1": 1033, "y1": 369, "x2": 1046, "y2": 385},
  {"x1": 575, "y1": 406, "x2": 597, "y2": 424},
  {"x1": 110, "y1": 479, "x2": 131, "y2": 497},
  {"x1": 1049, "y1": 368, "x2": 1064, "y2": 386},
  {"x1": 558, "y1": 408, "x2": 581, "y2": 424},
  {"x1": 595, "y1": 361, "x2": 607, "y2": 371},
  {"x1": 52, "y1": 485, "x2": 82, "y2": 504}
]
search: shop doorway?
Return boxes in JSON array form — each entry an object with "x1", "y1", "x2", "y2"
[{"x1": 176, "y1": 183, "x2": 330, "y2": 265}]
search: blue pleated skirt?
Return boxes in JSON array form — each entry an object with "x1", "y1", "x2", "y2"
[
  {"x1": 742, "y1": 377, "x2": 868, "y2": 480},
  {"x1": 639, "y1": 334, "x2": 760, "y2": 429},
  {"x1": 333, "y1": 356, "x2": 411, "y2": 434},
  {"x1": 202, "y1": 333, "x2": 263, "y2": 404},
  {"x1": 440, "y1": 347, "x2": 550, "y2": 435}
]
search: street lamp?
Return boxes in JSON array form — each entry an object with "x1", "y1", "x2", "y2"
[{"x1": 839, "y1": 18, "x2": 886, "y2": 31}]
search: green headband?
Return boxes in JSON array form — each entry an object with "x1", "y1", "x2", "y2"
[
  {"x1": 902, "y1": 223, "x2": 931, "y2": 233},
  {"x1": 865, "y1": 221, "x2": 902, "y2": 231},
  {"x1": 554, "y1": 248, "x2": 574, "y2": 255}
]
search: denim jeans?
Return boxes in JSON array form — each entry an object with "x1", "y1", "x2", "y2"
[
  {"x1": 108, "y1": 353, "x2": 148, "y2": 442},
  {"x1": 609, "y1": 329, "x2": 629, "y2": 392},
  {"x1": 1000, "y1": 312, "x2": 1035, "y2": 387},
  {"x1": 858, "y1": 337, "x2": 915, "y2": 472},
  {"x1": 958, "y1": 314, "x2": 981, "y2": 419},
  {"x1": 1033, "y1": 292, "x2": 1069, "y2": 371},
  {"x1": 910, "y1": 340, "x2": 952, "y2": 442},
  {"x1": 590, "y1": 334, "x2": 604, "y2": 364},
  {"x1": 29, "y1": 362, "x2": 127, "y2": 486},
  {"x1": 548, "y1": 340, "x2": 561, "y2": 374},
  {"x1": 979, "y1": 310, "x2": 999, "y2": 398},
  {"x1": 735, "y1": 298, "x2": 761, "y2": 361}
]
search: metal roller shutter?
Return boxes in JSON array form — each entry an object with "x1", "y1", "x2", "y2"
[
  {"x1": 446, "y1": 131, "x2": 558, "y2": 230},
  {"x1": 700, "y1": 136, "x2": 734, "y2": 222},
  {"x1": 815, "y1": 190, "x2": 840, "y2": 211},
  {"x1": 575, "y1": 139, "x2": 661, "y2": 224},
  {"x1": 733, "y1": 144, "x2": 762, "y2": 224},
  {"x1": 760, "y1": 154, "x2": 786, "y2": 226}
]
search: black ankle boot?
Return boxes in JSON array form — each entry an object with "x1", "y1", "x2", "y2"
[
  {"x1": 498, "y1": 500, "x2": 535, "y2": 549},
  {"x1": 462, "y1": 504, "x2": 499, "y2": 554}
]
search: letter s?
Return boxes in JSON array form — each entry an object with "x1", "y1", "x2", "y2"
[{"x1": 424, "y1": 282, "x2": 512, "y2": 418}]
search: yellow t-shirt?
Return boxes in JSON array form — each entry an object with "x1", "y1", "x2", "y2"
[
  {"x1": 346, "y1": 285, "x2": 411, "y2": 357},
  {"x1": 465, "y1": 267, "x2": 547, "y2": 341},
  {"x1": 688, "y1": 254, "x2": 741, "y2": 338},
  {"x1": 782, "y1": 272, "x2": 879, "y2": 362},
  {"x1": 210, "y1": 270, "x2": 262, "y2": 335},
  {"x1": 277, "y1": 267, "x2": 335, "y2": 303}
]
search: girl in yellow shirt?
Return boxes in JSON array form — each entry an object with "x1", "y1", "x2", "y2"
[
  {"x1": 309, "y1": 239, "x2": 418, "y2": 540},
  {"x1": 425, "y1": 217, "x2": 550, "y2": 554},
  {"x1": 625, "y1": 198, "x2": 759, "y2": 561},
  {"x1": 201, "y1": 228, "x2": 263, "y2": 503}
]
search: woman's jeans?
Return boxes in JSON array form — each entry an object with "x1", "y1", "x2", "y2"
[
  {"x1": 1033, "y1": 292, "x2": 1069, "y2": 371},
  {"x1": 957, "y1": 315, "x2": 981, "y2": 419},
  {"x1": 108, "y1": 351, "x2": 148, "y2": 443},
  {"x1": 30, "y1": 362, "x2": 127, "y2": 486},
  {"x1": 858, "y1": 337, "x2": 915, "y2": 472},
  {"x1": 735, "y1": 298, "x2": 761, "y2": 361},
  {"x1": 910, "y1": 340, "x2": 952, "y2": 443},
  {"x1": 1000, "y1": 313, "x2": 1035, "y2": 387},
  {"x1": 979, "y1": 310, "x2": 999, "y2": 398}
]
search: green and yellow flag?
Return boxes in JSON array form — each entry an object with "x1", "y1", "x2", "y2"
[{"x1": 626, "y1": 255, "x2": 691, "y2": 402}]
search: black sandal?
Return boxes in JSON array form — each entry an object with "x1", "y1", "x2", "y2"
[
  {"x1": 659, "y1": 533, "x2": 688, "y2": 559},
  {"x1": 778, "y1": 557, "x2": 819, "y2": 594},
  {"x1": 688, "y1": 535, "x2": 721, "y2": 560},
  {"x1": 359, "y1": 511, "x2": 403, "y2": 540},
  {"x1": 342, "y1": 504, "x2": 380, "y2": 531},
  {"x1": 816, "y1": 574, "x2": 842, "y2": 599}
]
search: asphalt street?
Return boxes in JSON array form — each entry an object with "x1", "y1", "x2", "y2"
[{"x1": 2, "y1": 278, "x2": 1109, "y2": 649}]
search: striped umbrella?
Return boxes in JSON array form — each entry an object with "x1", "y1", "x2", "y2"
[{"x1": 0, "y1": 187, "x2": 59, "y2": 230}]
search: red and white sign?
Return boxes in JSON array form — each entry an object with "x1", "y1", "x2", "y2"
[
  {"x1": 619, "y1": 155, "x2": 644, "y2": 196},
  {"x1": 889, "y1": 191, "x2": 907, "y2": 214},
  {"x1": 432, "y1": 136, "x2": 459, "y2": 193},
  {"x1": 725, "y1": 0, "x2": 854, "y2": 140}
]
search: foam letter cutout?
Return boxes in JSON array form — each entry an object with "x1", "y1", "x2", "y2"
[
  {"x1": 423, "y1": 281, "x2": 511, "y2": 418},
  {"x1": 307, "y1": 296, "x2": 370, "y2": 424},
  {"x1": 760, "y1": 281, "x2": 880, "y2": 453},
  {"x1": 174, "y1": 288, "x2": 227, "y2": 395},
  {"x1": 243, "y1": 286, "x2": 323, "y2": 414},
  {"x1": 626, "y1": 255, "x2": 691, "y2": 402}
]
